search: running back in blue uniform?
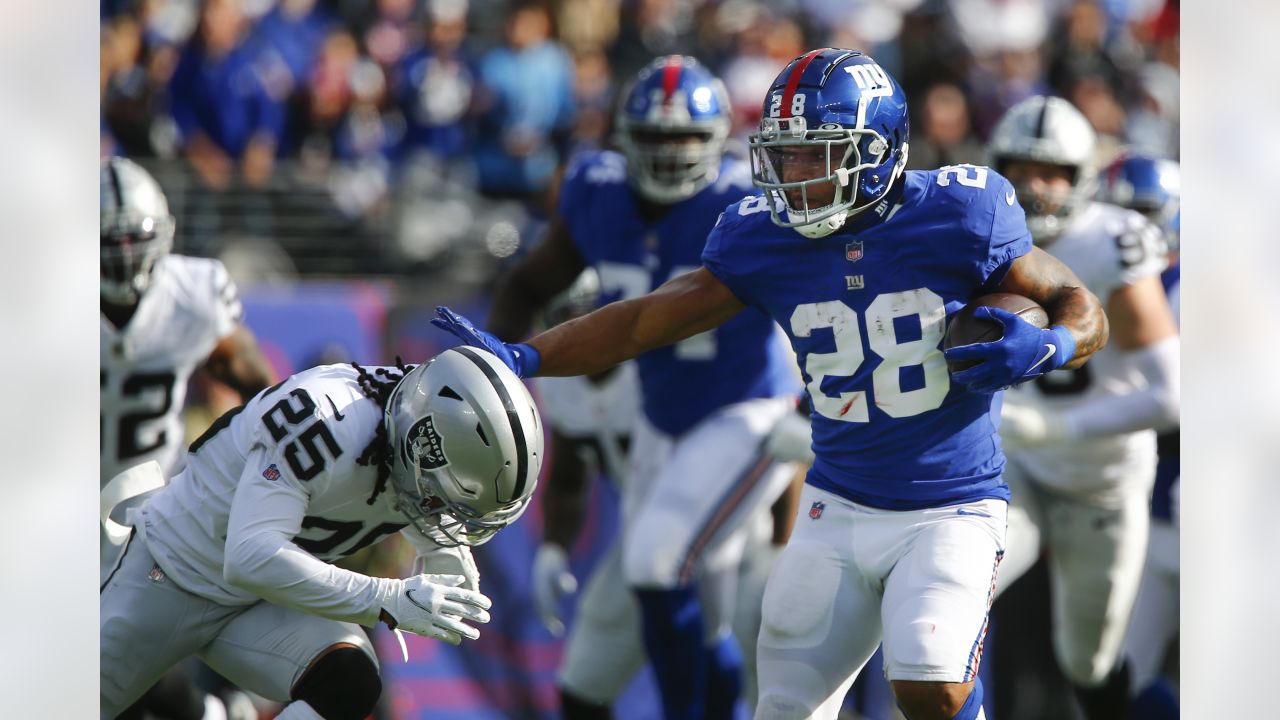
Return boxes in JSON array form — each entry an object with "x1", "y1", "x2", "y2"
[
  {"x1": 704, "y1": 166, "x2": 1032, "y2": 509},
  {"x1": 560, "y1": 150, "x2": 799, "y2": 436}
]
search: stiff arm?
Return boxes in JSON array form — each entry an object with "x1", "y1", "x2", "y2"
[{"x1": 528, "y1": 267, "x2": 745, "y2": 377}]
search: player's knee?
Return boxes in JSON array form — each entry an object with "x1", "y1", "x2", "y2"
[
  {"x1": 754, "y1": 691, "x2": 818, "y2": 720},
  {"x1": 291, "y1": 644, "x2": 381, "y2": 720},
  {"x1": 1055, "y1": 643, "x2": 1113, "y2": 687},
  {"x1": 891, "y1": 680, "x2": 974, "y2": 720}
]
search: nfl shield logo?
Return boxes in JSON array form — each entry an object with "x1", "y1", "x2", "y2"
[
  {"x1": 845, "y1": 241, "x2": 863, "y2": 262},
  {"x1": 809, "y1": 501, "x2": 826, "y2": 520},
  {"x1": 262, "y1": 464, "x2": 281, "y2": 481}
]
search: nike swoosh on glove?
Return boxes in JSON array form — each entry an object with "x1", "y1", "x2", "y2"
[
  {"x1": 943, "y1": 306, "x2": 1076, "y2": 394},
  {"x1": 381, "y1": 574, "x2": 492, "y2": 644},
  {"x1": 532, "y1": 544, "x2": 578, "y2": 637},
  {"x1": 430, "y1": 306, "x2": 541, "y2": 377}
]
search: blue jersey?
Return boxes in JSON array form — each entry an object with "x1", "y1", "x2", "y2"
[
  {"x1": 560, "y1": 151, "x2": 799, "y2": 436},
  {"x1": 703, "y1": 167, "x2": 1033, "y2": 509}
]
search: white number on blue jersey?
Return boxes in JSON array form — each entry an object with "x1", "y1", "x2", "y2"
[
  {"x1": 598, "y1": 262, "x2": 718, "y2": 360},
  {"x1": 936, "y1": 164, "x2": 989, "y2": 189},
  {"x1": 738, "y1": 195, "x2": 771, "y2": 216},
  {"x1": 790, "y1": 289, "x2": 949, "y2": 423}
]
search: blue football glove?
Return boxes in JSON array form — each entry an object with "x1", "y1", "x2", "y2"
[
  {"x1": 430, "y1": 306, "x2": 542, "y2": 378},
  {"x1": 943, "y1": 306, "x2": 1076, "y2": 394}
]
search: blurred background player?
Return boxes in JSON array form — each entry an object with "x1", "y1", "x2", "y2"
[
  {"x1": 1101, "y1": 153, "x2": 1181, "y2": 719},
  {"x1": 101, "y1": 349, "x2": 540, "y2": 719},
  {"x1": 988, "y1": 97, "x2": 1180, "y2": 720},
  {"x1": 484, "y1": 55, "x2": 803, "y2": 719},
  {"x1": 101, "y1": 156, "x2": 276, "y2": 720}
]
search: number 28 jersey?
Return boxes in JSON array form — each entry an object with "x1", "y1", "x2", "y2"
[
  {"x1": 703, "y1": 167, "x2": 1033, "y2": 509},
  {"x1": 101, "y1": 255, "x2": 242, "y2": 486}
]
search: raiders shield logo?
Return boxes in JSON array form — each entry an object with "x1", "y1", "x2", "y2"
[{"x1": 406, "y1": 416, "x2": 448, "y2": 471}]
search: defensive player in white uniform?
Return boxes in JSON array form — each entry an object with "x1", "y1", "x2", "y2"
[
  {"x1": 102, "y1": 157, "x2": 276, "y2": 720},
  {"x1": 101, "y1": 349, "x2": 543, "y2": 720},
  {"x1": 987, "y1": 97, "x2": 1181, "y2": 720},
  {"x1": 101, "y1": 157, "x2": 274, "y2": 490},
  {"x1": 1102, "y1": 154, "x2": 1181, "y2": 719}
]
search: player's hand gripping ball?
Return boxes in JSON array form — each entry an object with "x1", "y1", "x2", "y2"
[{"x1": 943, "y1": 293, "x2": 1072, "y2": 393}]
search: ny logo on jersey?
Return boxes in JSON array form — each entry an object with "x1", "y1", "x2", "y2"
[
  {"x1": 845, "y1": 275, "x2": 864, "y2": 291},
  {"x1": 407, "y1": 416, "x2": 448, "y2": 470},
  {"x1": 845, "y1": 241, "x2": 863, "y2": 262},
  {"x1": 809, "y1": 501, "x2": 826, "y2": 520}
]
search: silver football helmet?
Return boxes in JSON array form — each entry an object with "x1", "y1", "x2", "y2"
[
  {"x1": 101, "y1": 157, "x2": 175, "y2": 304},
  {"x1": 384, "y1": 347, "x2": 544, "y2": 546},
  {"x1": 987, "y1": 96, "x2": 1097, "y2": 244}
]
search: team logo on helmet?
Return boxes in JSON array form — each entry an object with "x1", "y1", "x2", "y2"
[{"x1": 406, "y1": 416, "x2": 448, "y2": 471}]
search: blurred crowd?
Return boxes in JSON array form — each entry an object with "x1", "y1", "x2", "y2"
[{"x1": 100, "y1": 0, "x2": 1179, "y2": 267}]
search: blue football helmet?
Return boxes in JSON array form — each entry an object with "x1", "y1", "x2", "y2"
[
  {"x1": 615, "y1": 55, "x2": 731, "y2": 203},
  {"x1": 1100, "y1": 154, "x2": 1180, "y2": 249},
  {"x1": 749, "y1": 48, "x2": 910, "y2": 238}
]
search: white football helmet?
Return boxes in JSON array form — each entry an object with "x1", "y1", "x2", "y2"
[
  {"x1": 101, "y1": 157, "x2": 175, "y2": 304},
  {"x1": 987, "y1": 96, "x2": 1097, "y2": 244},
  {"x1": 384, "y1": 347, "x2": 544, "y2": 546}
]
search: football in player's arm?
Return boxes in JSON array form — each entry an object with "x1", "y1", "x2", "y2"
[
  {"x1": 101, "y1": 349, "x2": 542, "y2": 720},
  {"x1": 435, "y1": 48, "x2": 1107, "y2": 720}
]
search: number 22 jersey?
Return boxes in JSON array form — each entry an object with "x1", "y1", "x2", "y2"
[{"x1": 702, "y1": 167, "x2": 1033, "y2": 509}]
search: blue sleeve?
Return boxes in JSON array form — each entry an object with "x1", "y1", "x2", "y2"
[
  {"x1": 167, "y1": 50, "x2": 200, "y2": 143},
  {"x1": 980, "y1": 171, "x2": 1033, "y2": 282},
  {"x1": 700, "y1": 206, "x2": 756, "y2": 308},
  {"x1": 557, "y1": 155, "x2": 592, "y2": 259}
]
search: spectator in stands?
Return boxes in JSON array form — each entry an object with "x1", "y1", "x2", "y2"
[
  {"x1": 906, "y1": 82, "x2": 985, "y2": 170},
  {"x1": 167, "y1": 0, "x2": 286, "y2": 192},
  {"x1": 394, "y1": 0, "x2": 476, "y2": 164},
  {"x1": 471, "y1": 1, "x2": 575, "y2": 201}
]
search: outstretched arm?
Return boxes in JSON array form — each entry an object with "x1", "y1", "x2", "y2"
[
  {"x1": 434, "y1": 267, "x2": 745, "y2": 377},
  {"x1": 528, "y1": 267, "x2": 745, "y2": 376},
  {"x1": 205, "y1": 325, "x2": 275, "y2": 402},
  {"x1": 995, "y1": 246, "x2": 1109, "y2": 370}
]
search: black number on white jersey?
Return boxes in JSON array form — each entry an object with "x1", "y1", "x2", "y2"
[
  {"x1": 294, "y1": 517, "x2": 406, "y2": 556},
  {"x1": 103, "y1": 371, "x2": 177, "y2": 460},
  {"x1": 259, "y1": 388, "x2": 344, "y2": 481}
]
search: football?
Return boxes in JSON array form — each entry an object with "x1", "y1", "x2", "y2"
[{"x1": 944, "y1": 293, "x2": 1049, "y2": 372}]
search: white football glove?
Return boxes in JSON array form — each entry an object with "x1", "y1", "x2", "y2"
[
  {"x1": 999, "y1": 395, "x2": 1079, "y2": 445},
  {"x1": 414, "y1": 542, "x2": 480, "y2": 592},
  {"x1": 381, "y1": 574, "x2": 492, "y2": 644},
  {"x1": 764, "y1": 411, "x2": 814, "y2": 465},
  {"x1": 532, "y1": 544, "x2": 577, "y2": 637}
]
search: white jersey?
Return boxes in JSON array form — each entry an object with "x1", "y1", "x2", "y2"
[
  {"x1": 140, "y1": 364, "x2": 431, "y2": 619},
  {"x1": 101, "y1": 255, "x2": 242, "y2": 485},
  {"x1": 535, "y1": 363, "x2": 640, "y2": 483},
  {"x1": 1004, "y1": 202, "x2": 1167, "y2": 502}
]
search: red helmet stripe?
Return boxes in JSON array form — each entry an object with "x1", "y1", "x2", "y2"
[
  {"x1": 661, "y1": 56, "x2": 682, "y2": 105},
  {"x1": 780, "y1": 49, "x2": 825, "y2": 118}
]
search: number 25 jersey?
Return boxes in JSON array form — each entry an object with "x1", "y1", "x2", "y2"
[{"x1": 703, "y1": 167, "x2": 1033, "y2": 509}]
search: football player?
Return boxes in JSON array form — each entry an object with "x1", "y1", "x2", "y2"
[
  {"x1": 485, "y1": 56, "x2": 804, "y2": 719},
  {"x1": 101, "y1": 156, "x2": 276, "y2": 720},
  {"x1": 433, "y1": 48, "x2": 1109, "y2": 720},
  {"x1": 101, "y1": 156, "x2": 274, "y2": 492},
  {"x1": 988, "y1": 100, "x2": 1181, "y2": 720},
  {"x1": 101, "y1": 349, "x2": 543, "y2": 720},
  {"x1": 1101, "y1": 154, "x2": 1182, "y2": 719}
]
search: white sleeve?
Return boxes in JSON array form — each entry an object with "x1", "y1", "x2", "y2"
[
  {"x1": 1060, "y1": 335, "x2": 1180, "y2": 439},
  {"x1": 209, "y1": 260, "x2": 244, "y2": 340},
  {"x1": 223, "y1": 447, "x2": 396, "y2": 627}
]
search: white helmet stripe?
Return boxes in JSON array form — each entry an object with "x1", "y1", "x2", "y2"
[{"x1": 452, "y1": 347, "x2": 530, "y2": 500}]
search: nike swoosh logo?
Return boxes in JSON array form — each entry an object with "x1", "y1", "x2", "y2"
[
  {"x1": 1028, "y1": 344, "x2": 1056, "y2": 372},
  {"x1": 1005, "y1": 189, "x2": 1017, "y2": 206},
  {"x1": 956, "y1": 508, "x2": 990, "y2": 517},
  {"x1": 405, "y1": 588, "x2": 431, "y2": 612},
  {"x1": 326, "y1": 395, "x2": 345, "y2": 421}
]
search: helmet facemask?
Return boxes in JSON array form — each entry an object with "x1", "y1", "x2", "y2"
[
  {"x1": 100, "y1": 212, "x2": 174, "y2": 305},
  {"x1": 618, "y1": 122, "x2": 728, "y2": 203},
  {"x1": 749, "y1": 115, "x2": 898, "y2": 239}
]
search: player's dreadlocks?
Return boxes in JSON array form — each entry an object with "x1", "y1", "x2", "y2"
[{"x1": 353, "y1": 358, "x2": 417, "y2": 505}]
